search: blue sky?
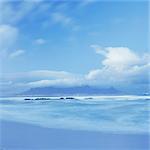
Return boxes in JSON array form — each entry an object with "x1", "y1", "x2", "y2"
[{"x1": 0, "y1": 0, "x2": 149, "y2": 95}]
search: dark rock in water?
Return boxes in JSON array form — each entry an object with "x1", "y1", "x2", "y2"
[
  {"x1": 35, "y1": 98, "x2": 51, "y2": 100},
  {"x1": 25, "y1": 98, "x2": 52, "y2": 101},
  {"x1": 143, "y1": 93, "x2": 150, "y2": 96},
  {"x1": 35, "y1": 98, "x2": 43, "y2": 100},
  {"x1": 85, "y1": 97, "x2": 93, "y2": 100},
  {"x1": 66, "y1": 97, "x2": 75, "y2": 100},
  {"x1": 60, "y1": 97, "x2": 65, "y2": 99},
  {"x1": 24, "y1": 98, "x2": 33, "y2": 100}
]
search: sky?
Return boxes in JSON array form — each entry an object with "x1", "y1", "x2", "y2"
[{"x1": 0, "y1": 0, "x2": 149, "y2": 95}]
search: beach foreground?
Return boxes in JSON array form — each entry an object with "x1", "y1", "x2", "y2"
[{"x1": 0, "y1": 120, "x2": 149, "y2": 150}]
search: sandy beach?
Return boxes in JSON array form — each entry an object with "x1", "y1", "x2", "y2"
[{"x1": 0, "y1": 120, "x2": 149, "y2": 150}]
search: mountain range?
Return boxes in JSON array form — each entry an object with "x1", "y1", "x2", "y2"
[{"x1": 20, "y1": 85, "x2": 120, "y2": 96}]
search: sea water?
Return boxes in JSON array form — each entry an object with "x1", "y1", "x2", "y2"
[{"x1": 0, "y1": 96, "x2": 149, "y2": 134}]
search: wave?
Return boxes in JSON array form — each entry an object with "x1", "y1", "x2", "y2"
[{"x1": 0, "y1": 96, "x2": 149, "y2": 134}]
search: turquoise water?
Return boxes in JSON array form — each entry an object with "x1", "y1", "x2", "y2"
[{"x1": 0, "y1": 96, "x2": 149, "y2": 134}]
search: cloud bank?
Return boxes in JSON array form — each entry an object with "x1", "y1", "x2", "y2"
[
  {"x1": 87, "y1": 46, "x2": 149, "y2": 93},
  {"x1": 0, "y1": 46, "x2": 149, "y2": 95}
]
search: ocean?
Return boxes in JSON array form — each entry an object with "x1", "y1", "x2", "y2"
[{"x1": 0, "y1": 96, "x2": 149, "y2": 134}]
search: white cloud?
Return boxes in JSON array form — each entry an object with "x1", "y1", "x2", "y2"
[
  {"x1": 0, "y1": 24, "x2": 19, "y2": 60},
  {"x1": 87, "y1": 46, "x2": 149, "y2": 90},
  {"x1": 0, "y1": 1, "x2": 39, "y2": 24},
  {"x1": 91, "y1": 46, "x2": 143, "y2": 70},
  {"x1": 9, "y1": 49, "x2": 25, "y2": 58},
  {"x1": 1, "y1": 70, "x2": 78, "y2": 83},
  {"x1": 0, "y1": 24, "x2": 18, "y2": 51},
  {"x1": 90, "y1": 44, "x2": 106, "y2": 55},
  {"x1": 34, "y1": 38, "x2": 46, "y2": 45},
  {"x1": 28, "y1": 70, "x2": 75, "y2": 79},
  {"x1": 27, "y1": 78, "x2": 83, "y2": 88},
  {"x1": 0, "y1": 70, "x2": 84, "y2": 94},
  {"x1": 102, "y1": 47, "x2": 141, "y2": 70},
  {"x1": 86, "y1": 69, "x2": 102, "y2": 80},
  {"x1": 0, "y1": 46, "x2": 149, "y2": 95},
  {"x1": 0, "y1": 1, "x2": 43, "y2": 59},
  {"x1": 51, "y1": 12, "x2": 73, "y2": 26},
  {"x1": 78, "y1": 0, "x2": 96, "y2": 7},
  {"x1": 51, "y1": 12, "x2": 79, "y2": 31}
]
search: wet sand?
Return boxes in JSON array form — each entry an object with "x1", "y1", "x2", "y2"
[{"x1": 0, "y1": 120, "x2": 149, "y2": 150}]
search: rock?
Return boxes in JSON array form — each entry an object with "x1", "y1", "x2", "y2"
[
  {"x1": 24, "y1": 98, "x2": 33, "y2": 100},
  {"x1": 65, "y1": 97, "x2": 75, "y2": 100},
  {"x1": 35, "y1": 98, "x2": 51, "y2": 100},
  {"x1": 85, "y1": 97, "x2": 93, "y2": 100}
]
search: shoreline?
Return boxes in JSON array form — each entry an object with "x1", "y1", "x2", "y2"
[{"x1": 0, "y1": 120, "x2": 149, "y2": 150}]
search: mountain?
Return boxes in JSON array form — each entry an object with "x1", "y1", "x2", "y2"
[{"x1": 20, "y1": 85, "x2": 120, "y2": 96}]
